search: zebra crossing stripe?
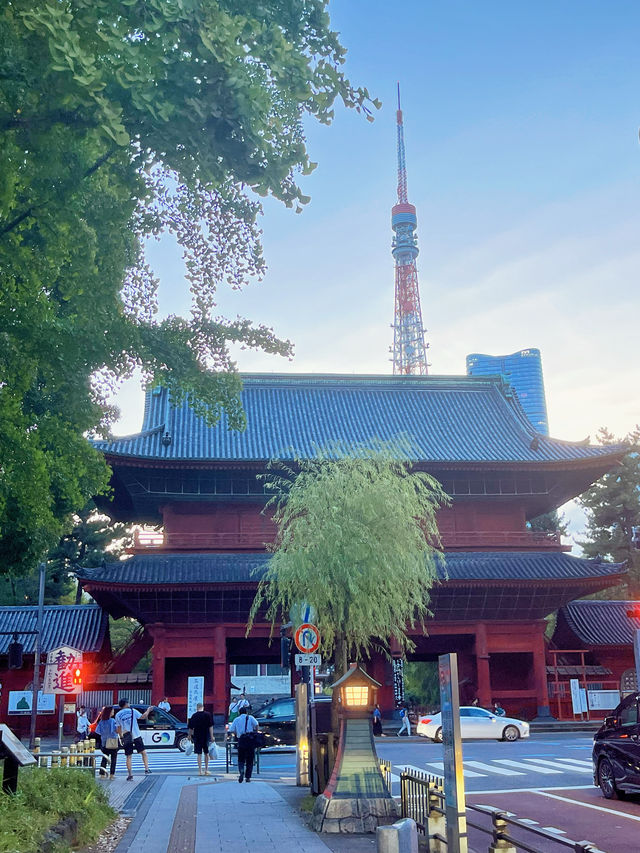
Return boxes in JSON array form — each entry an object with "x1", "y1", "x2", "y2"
[
  {"x1": 522, "y1": 758, "x2": 591, "y2": 773},
  {"x1": 464, "y1": 760, "x2": 525, "y2": 776},
  {"x1": 423, "y1": 761, "x2": 485, "y2": 778},
  {"x1": 552, "y1": 758, "x2": 593, "y2": 768},
  {"x1": 493, "y1": 759, "x2": 561, "y2": 774}
]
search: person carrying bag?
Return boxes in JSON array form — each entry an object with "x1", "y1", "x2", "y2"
[
  {"x1": 95, "y1": 706, "x2": 119, "y2": 779},
  {"x1": 228, "y1": 706, "x2": 260, "y2": 783}
]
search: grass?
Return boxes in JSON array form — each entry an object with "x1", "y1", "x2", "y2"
[
  {"x1": 0, "y1": 767, "x2": 116, "y2": 853},
  {"x1": 299, "y1": 794, "x2": 316, "y2": 813}
]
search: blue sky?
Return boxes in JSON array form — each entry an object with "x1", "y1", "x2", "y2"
[{"x1": 115, "y1": 0, "x2": 640, "y2": 462}]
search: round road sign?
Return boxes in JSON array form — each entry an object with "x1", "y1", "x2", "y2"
[{"x1": 294, "y1": 623, "x2": 320, "y2": 654}]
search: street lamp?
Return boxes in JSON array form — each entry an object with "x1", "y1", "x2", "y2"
[{"x1": 311, "y1": 662, "x2": 398, "y2": 833}]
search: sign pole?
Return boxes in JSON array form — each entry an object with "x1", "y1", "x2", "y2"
[
  {"x1": 438, "y1": 653, "x2": 468, "y2": 853},
  {"x1": 634, "y1": 628, "x2": 640, "y2": 694},
  {"x1": 29, "y1": 562, "x2": 46, "y2": 749},
  {"x1": 57, "y1": 694, "x2": 65, "y2": 751}
]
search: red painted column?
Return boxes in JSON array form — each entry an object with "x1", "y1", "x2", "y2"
[
  {"x1": 475, "y1": 623, "x2": 492, "y2": 707},
  {"x1": 532, "y1": 627, "x2": 552, "y2": 719},
  {"x1": 213, "y1": 626, "x2": 228, "y2": 721},
  {"x1": 150, "y1": 625, "x2": 166, "y2": 704}
]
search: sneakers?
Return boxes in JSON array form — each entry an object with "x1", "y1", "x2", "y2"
[
  {"x1": 204, "y1": 771, "x2": 212, "y2": 776},
  {"x1": 144, "y1": 769, "x2": 152, "y2": 775},
  {"x1": 127, "y1": 775, "x2": 134, "y2": 781}
]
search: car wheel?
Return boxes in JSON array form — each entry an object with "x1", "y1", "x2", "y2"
[
  {"x1": 176, "y1": 734, "x2": 189, "y2": 752},
  {"x1": 598, "y1": 758, "x2": 620, "y2": 799},
  {"x1": 502, "y1": 725, "x2": 519, "y2": 742},
  {"x1": 433, "y1": 727, "x2": 443, "y2": 743}
]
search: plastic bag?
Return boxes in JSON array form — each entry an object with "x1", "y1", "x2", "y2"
[
  {"x1": 185, "y1": 740, "x2": 194, "y2": 756},
  {"x1": 209, "y1": 741, "x2": 224, "y2": 760}
]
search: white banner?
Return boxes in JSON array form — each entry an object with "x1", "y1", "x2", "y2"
[
  {"x1": 8, "y1": 691, "x2": 56, "y2": 715},
  {"x1": 42, "y1": 646, "x2": 83, "y2": 695},
  {"x1": 587, "y1": 689, "x2": 621, "y2": 711},
  {"x1": 186, "y1": 676, "x2": 204, "y2": 718}
]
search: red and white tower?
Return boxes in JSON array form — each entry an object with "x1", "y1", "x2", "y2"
[{"x1": 391, "y1": 86, "x2": 429, "y2": 374}]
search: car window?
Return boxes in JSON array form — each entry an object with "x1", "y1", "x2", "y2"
[
  {"x1": 468, "y1": 708, "x2": 491, "y2": 718},
  {"x1": 154, "y1": 710, "x2": 174, "y2": 727},
  {"x1": 618, "y1": 699, "x2": 639, "y2": 727},
  {"x1": 459, "y1": 709, "x2": 472, "y2": 717}
]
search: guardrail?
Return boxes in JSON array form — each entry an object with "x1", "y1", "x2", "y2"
[
  {"x1": 224, "y1": 739, "x2": 261, "y2": 775},
  {"x1": 399, "y1": 768, "x2": 606, "y2": 853}
]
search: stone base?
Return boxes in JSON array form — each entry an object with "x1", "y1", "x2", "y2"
[{"x1": 311, "y1": 793, "x2": 399, "y2": 833}]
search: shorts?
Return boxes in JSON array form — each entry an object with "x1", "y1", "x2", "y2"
[
  {"x1": 193, "y1": 737, "x2": 209, "y2": 755},
  {"x1": 123, "y1": 735, "x2": 145, "y2": 757}
]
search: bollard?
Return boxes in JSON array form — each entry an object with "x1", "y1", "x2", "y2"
[
  {"x1": 61, "y1": 747, "x2": 69, "y2": 767},
  {"x1": 426, "y1": 782, "x2": 446, "y2": 853},
  {"x1": 377, "y1": 818, "x2": 418, "y2": 853},
  {"x1": 33, "y1": 737, "x2": 41, "y2": 756},
  {"x1": 69, "y1": 743, "x2": 77, "y2": 767},
  {"x1": 39, "y1": 753, "x2": 48, "y2": 768},
  {"x1": 51, "y1": 751, "x2": 61, "y2": 768},
  {"x1": 488, "y1": 810, "x2": 517, "y2": 853}
]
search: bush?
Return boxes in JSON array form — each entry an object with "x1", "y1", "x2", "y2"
[{"x1": 0, "y1": 768, "x2": 116, "y2": 852}]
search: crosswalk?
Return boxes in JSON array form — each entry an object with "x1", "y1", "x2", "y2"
[
  {"x1": 387, "y1": 755, "x2": 594, "y2": 784},
  {"x1": 93, "y1": 748, "x2": 228, "y2": 776}
]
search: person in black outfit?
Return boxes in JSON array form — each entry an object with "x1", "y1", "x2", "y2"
[{"x1": 188, "y1": 703, "x2": 215, "y2": 776}]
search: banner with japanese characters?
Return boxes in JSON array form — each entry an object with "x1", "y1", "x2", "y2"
[{"x1": 42, "y1": 646, "x2": 84, "y2": 695}]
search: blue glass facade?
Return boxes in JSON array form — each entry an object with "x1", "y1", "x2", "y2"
[{"x1": 466, "y1": 349, "x2": 549, "y2": 435}]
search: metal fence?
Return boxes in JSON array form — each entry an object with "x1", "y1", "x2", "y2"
[
  {"x1": 31, "y1": 738, "x2": 97, "y2": 772},
  {"x1": 399, "y1": 767, "x2": 606, "y2": 853}
]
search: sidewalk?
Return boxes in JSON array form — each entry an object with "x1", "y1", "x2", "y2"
[{"x1": 106, "y1": 775, "x2": 377, "y2": 853}]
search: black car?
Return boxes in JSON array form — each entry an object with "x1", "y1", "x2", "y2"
[
  {"x1": 253, "y1": 695, "x2": 331, "y2": 748},
  {"x1": 592, "y1": 691, "x2": 640, "y2": 799}
]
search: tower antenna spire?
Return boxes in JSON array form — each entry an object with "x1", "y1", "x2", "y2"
[{"x1": 391, "y1": 87, "x2": 429, "y2": 375}]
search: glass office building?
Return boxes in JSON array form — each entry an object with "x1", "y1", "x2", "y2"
[{"x1": 466, "y1": 348, "x2": 549, "y2": 435}]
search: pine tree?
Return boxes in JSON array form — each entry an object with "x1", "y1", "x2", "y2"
[{"x1": 579, "y1": 427, "x2": 640, "y2": 598}]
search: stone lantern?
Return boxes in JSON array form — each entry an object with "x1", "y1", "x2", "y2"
[{"x1": 311, "y1": 663, "x2": 398, "y2": 833}]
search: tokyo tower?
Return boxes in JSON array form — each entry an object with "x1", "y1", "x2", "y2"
[{"x1": 391, "y1": 85, "x2": 429, "y2": 375}]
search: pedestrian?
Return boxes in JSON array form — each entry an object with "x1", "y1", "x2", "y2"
[
  {"x1": 372, "y1": 703, "x2": 383, "y2": 737},
  {"x1": 228, "y1": 706, "x2": 260, "y2": 783},
  {"x1": 228, "y1": 695, "x2": 244, "y2": 724},
  {"x1": 115, "y1": 698, "x2": 154, "y2": 781},
  {"x1": 158, "y1": 697, "x2": 171, "y2": 712},
  {"x1": 75, "y1": 706, "x2": 89, "y2": 743},
  {"x1": 95, "y1": 706, "x2": 119, "y2": 779},
  {"x1": 188, "y1": 702, "x2": 214, "y2": 776},
  {"x1": 493, "y1": 701, "x2": 506, "y2": 717},
  {"x1": 397, "y1": 703, "x2": 411, "y2": 737}
]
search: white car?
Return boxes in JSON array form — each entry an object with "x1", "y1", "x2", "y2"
[{"x1": 416, "y1": 706, "x2": 529, "y2": 742}]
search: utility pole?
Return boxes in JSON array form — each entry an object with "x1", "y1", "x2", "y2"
[{"x1": 29, "y1": 562, "x2": 46, "y2": 749}]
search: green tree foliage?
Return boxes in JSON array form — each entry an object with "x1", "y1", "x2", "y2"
[
  {"x1": 0, "y1": 1, "x2": 377, "y2": 575},
  {"x1": 0, "y1": 501, "x2": 131, "y2": 604},
  {"x1": 249, "y1": 440, "x2": 448, "y2": 673},
  {"x1": 579, "y1": 427, "x2": 640, "y2": 597},
  {"x1": 404, "y1": 661, "x2": 440, "y2": 709}
]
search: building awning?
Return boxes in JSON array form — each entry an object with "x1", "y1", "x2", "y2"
[{"x1": 0, "y1": 605, "x2": 108, "y2": 655}]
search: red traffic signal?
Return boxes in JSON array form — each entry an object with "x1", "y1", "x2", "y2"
[{"x1": 72, "y1": 665, "x2": 83, "y2": 687}]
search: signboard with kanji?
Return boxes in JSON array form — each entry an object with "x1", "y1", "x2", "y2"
[{"x1": 42, "y1": 646, "x2": 84, "y2": 695}]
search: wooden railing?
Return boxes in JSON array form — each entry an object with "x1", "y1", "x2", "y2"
[{"x1": 131, "y1": 528, "x2": 565, "y2": 552}]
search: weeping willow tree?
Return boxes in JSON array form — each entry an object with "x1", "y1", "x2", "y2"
[{"x1": 248, "y1": 438, "x2": 449, "y2": 675}]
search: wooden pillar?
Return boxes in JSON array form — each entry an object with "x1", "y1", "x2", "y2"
[
  {"x1": 213, "y1": 626, "x2": 227, "y2": 721},
  {"x1": 150, "y1": 625, "x2": 166, "y2": 704},
  {"x1": 532, "y1": 627, "x2": 553, "y2": 719},
  {"x1": 475, "y1": 623, "x2": 492, "y2": 707}
]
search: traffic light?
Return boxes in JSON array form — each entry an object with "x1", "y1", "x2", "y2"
[
  {"x1": 8, "y1": 635, "x2": 23, "y2": 669},
  {"x1": 280, "y1": 631, "x2": 291, "y2": 671},
  {"x1": 72, "y1": 664, "x2": 83, "y2": 687}
]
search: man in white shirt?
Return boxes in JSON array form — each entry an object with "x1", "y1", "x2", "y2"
[
  {"x1": 158, "y1": 697, "x2": 171, "y2": 712},
  {"x1": 228, "y1": 707, "x2": 260, "y2": 783},
  {"x1": 115, "y1": 698, "x2": 154, "y2": 780}
]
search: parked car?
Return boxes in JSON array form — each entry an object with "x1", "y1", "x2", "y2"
[
  {"x1": 593, "y1": 691, "x2": 640, "y2": 799},
  {"x1": 90, "y1": 704, "x2": 190, "y2": 751},
  {"x1": 252, "y1": 695, "x2": 332, "y2": 748},
  {"x1": 416, "y1": 706, "x2": 530, "y2": 742}
]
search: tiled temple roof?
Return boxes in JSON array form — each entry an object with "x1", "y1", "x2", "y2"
[
  {"x1": 560, "y1": 599, "x2": 640, "y2": 646},
  {"x1": 0, "y1": 605, "x2": 108, "y2": 654},
  {"x1": 92, "y1": 374, "x2": 625, "y2": 466},
  {"x1": 78, "y1": 551, "x2": 625, "y2": 586}
]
